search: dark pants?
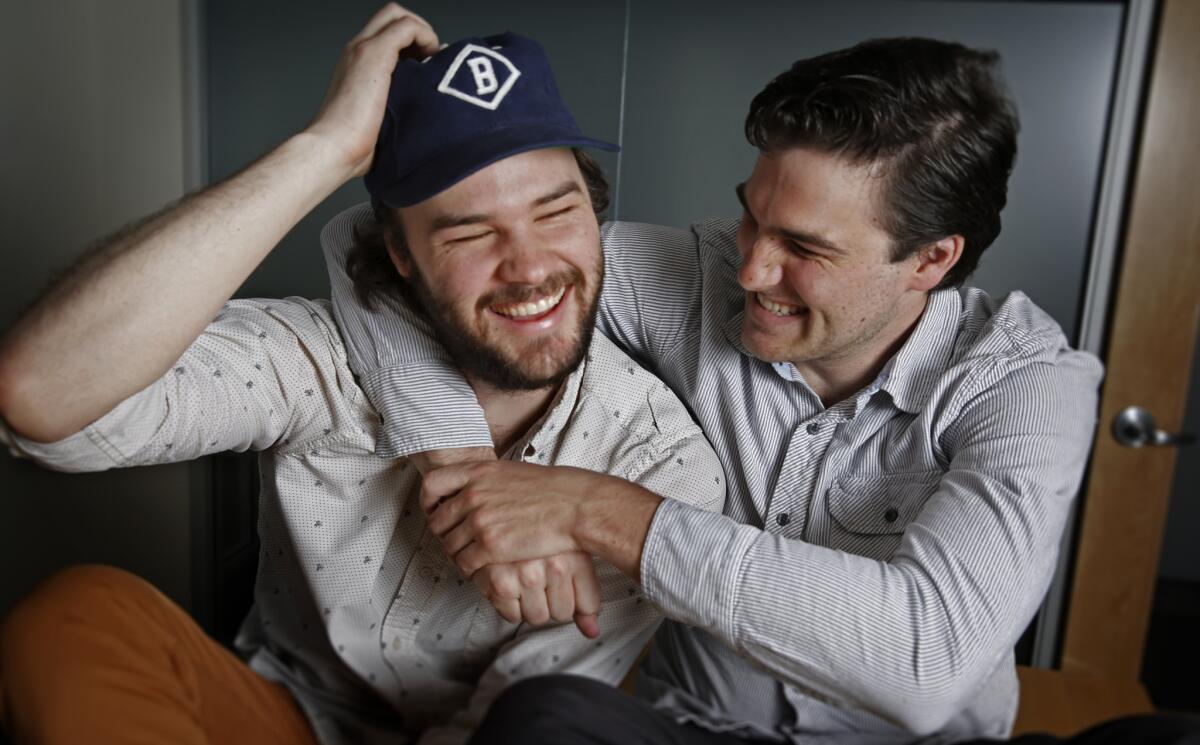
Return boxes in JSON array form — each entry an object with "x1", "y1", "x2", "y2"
[{"x1": 468, "y1": 674, "x2": 1200, "y2": 745}]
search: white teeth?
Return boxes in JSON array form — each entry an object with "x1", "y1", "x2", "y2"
[
  {"x1": 756, "y1": 293, "x2": 803, "y2": 317},
  {"x1": 493, "y1": 286, "x2": 567, "y2": 318}
]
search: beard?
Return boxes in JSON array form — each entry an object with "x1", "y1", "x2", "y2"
[{"x1": 404, "y1": 261, "x2": 603, "y2": 392}]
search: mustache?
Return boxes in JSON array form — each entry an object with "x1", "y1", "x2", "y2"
[{"x1": 478, "y1": 269, "x2": 584, "y2": 309}]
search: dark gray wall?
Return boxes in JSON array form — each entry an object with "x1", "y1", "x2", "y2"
[
  {"x1": 618, "y1": 0, "x2": 1122, "y2": 341},
  {"x1": 0, "y1": 0, "x2": 196, "y2": 618},
  {"x1": 208, "y1": 0, "x2": 1122, "y2": 345}
]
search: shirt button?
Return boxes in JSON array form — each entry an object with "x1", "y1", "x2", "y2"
[
  {"x1": 884, "y1": 508, "x2": 899, "y2": 523},
  {"x1": 806, "y1": 422, "x2": 820, "y2": 435},
  {"x1": 419, "y1": 566, "x2": 434, "y2": 579},
  {"x1": 776, "y1": 513, "x2": 791, "y2": 526}
]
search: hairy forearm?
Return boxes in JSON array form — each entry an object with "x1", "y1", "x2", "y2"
[{"x1": 0, "y1": 133, "x2": 351, "y2": 442}]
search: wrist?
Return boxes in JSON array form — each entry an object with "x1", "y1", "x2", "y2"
[
  {"x1": 575, "y1": 472, "x2": 663, "y2": 580},
  {"x1": 282, "y1": 130, "x2": 361, "y2": 190}
]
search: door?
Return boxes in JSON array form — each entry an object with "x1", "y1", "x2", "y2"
[
  {"x1": 1141, "y1": 336, "x2": 1200, "y2": 711},
  {"x1": 1060, "y1": 0, "x2": 1200, "y2": 693}
]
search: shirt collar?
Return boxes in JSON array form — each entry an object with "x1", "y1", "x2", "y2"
[
  {"x1": 723, "y1": 286, "x2": 961, "y2": 416},
  {"x1": 507, "y1": 340, "x2": 590, "y2": 461},
  {"x1": 880, "y1": 288, "x2": 961, "y2": 415}
]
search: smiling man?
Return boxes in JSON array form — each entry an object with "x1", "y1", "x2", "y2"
[
  {"x1": 0, "y1": 9, "x2": 722, "y2": 745},
  {"x1": 321, "y1": 32, "x2": 1199, "y2": 745}
]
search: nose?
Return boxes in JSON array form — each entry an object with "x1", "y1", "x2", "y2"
[
  {"x1": 495, "y1": 230, "x2": 554, "y2": 287},
  {"x1": 738, "y1": 235, "x2": 784, "y2": 291}
]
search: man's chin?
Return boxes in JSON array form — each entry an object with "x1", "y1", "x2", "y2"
[
  {"x1": 459, "y1": 339, "x2": 585, "y2": 392},
  {"x1": 740, "y1": 325, "x2": 808, "y2": 366}
]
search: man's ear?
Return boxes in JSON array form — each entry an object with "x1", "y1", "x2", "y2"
[
  {"x1": 909, "y1": 234, "x2": 964, "y2": 292},
  {"x1": 382, "y1": 226, "x2": 413, "y2": 279}
]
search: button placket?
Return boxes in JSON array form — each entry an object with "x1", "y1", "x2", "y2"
[
  {"x1": 767, "y1": 424, "x2": 818, "y2": 534},
  {"x1": 383, "y1": 533, "x2": 441, "y2": 658},
  {"x1": 793, "y1": 419, "x2": 843, "y2": 544}
]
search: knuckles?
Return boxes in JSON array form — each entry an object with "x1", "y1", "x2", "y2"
[
  {"x1": 517, "y1": 562, "x2": 545, "y2": 590},
  {"x1": 543, "y1": 555, "x2": 569, "y2": 582},
  {"x1": 480, "y1": 568, "x2": 520, "y2": 601}
]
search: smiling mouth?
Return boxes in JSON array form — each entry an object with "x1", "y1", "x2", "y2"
[
  {"x1": 755, "y1": 292, "x2": 805, "y2": 317},
  {"x1": 490, "y1": 286, "x2": 569, "y2": 320}
]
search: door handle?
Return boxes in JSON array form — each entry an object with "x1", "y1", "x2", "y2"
[{"x1": 1112, "y1": 406, "x2": 1197, "y2": 448}]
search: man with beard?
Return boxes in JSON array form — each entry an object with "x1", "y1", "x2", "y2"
[
  {"x1": 0, "y1": 9, "x2": 722, "y2": 745},
  {"x1": 320, "y1": 15, "x2": 1200, "y2": 745}
]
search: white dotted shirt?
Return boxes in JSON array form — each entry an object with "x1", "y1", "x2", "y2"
[{"x1": 1, "y1": 297, "x2": 725, "y2": 745}]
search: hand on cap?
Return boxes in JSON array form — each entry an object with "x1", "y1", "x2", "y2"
[{"x1": 305, "y1": 4, "x2": 440, "y2": 180}]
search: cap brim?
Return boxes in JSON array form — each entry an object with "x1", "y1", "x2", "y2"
[{"x1": 376, "y1": 124, "x2": 619, "y2": 208}]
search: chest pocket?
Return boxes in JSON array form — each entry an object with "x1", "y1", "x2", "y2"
[{"x1": 828, "y1": 471, "x2": 942, "y2": 537}]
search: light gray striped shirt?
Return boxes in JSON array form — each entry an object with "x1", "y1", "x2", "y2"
[{"x1": 323, "y1": 208, "x2": 1104, "y2": 744}]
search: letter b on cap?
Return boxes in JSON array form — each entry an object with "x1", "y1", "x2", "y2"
[
  {"x1": 467, "y1": 57, "x2": 498, "y2": 95},
  {"x1": 438, "y1": 44, "x2": 521, "y2": 110}
]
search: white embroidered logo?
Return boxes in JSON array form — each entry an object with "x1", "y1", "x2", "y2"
[
  {"x1": 467, "y1": 57, "x2": 498, "y2": 95},
  {"x1": 437, "y1": 44, "x2": 520, "y2": 110}
]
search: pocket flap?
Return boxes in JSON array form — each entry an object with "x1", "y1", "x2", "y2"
[{"x1": 828, "y1": 472, "x2": 941, "y2": 535}]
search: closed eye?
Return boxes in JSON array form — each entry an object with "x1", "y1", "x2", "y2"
[
  {"x1": 447, "y1": 230, "x2": 493, "y2": 244},
  {"x1": 787, "y1": 240, "x2": 816, "y2": 257},
  {"x1": 537, "y1": 204, "x2": 577, "y2": 222}
]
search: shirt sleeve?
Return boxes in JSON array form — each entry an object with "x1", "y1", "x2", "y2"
[
  {"x1": 0, "y1": 298, "x2": 352, "y2": 473},
  {"x1": 639, "y1": 352, "x2": 1101, "y2": 735},
  {"x1": 320, "y1": 204, "x2": 712, "y2": 458},
  {"x1": 415, "y1": 424, "x2": 725, "y2": 745}
]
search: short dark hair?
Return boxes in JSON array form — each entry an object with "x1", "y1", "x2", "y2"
[
  {"x1": 745, "y1": 37, "x2": 1018, "y2": 288},
  {"x1": 347, "y1": 148, "x2": 610, "y2": 310}
]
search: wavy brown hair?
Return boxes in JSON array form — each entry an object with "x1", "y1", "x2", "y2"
[
  {"x1": 746, "y1": 38, "x2": 1018, "y2": 288},
  {"x1": 346, "y1": 148, "x2": 611, "y2": 311}
]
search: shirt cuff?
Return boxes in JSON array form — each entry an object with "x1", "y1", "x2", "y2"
[
  {"x1": 640, "y1": 498, "x2": 760, "y2": 641},
  {"x1": 0, "y1": 388, "x2": 161, "y2": 472},
  {"x1": 360, "y1": 365, "x2": 493, "y2": 458}
]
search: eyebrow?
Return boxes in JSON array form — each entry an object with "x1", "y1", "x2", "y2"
[
  {"x1": 735, "y1": 182, "x2": 846, "y2": 255},
  {"x1": 533, "y1": 180, "x2": 583, "y2": 207},
  {"x1": 430, "y1": 180, "x2": 584, "y2": 233}
]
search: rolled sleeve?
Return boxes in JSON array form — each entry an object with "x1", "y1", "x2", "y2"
[
  {"x1": 362, "y1": 366, "x2": 493, "y2": 458},
  {"x1": 1, "y1": 298, "x2": 345, "y2": 474},
  {"x1": 0, "y1": 388, "x2": 166, "y2": 472}
]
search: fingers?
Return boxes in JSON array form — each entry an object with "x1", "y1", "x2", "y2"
[
  {"x1": 517, "y1": 561, "x2": 550, "y2": 626},
  {"x1": 544, "y1": 555, "x2": 576, "y2": 624},
  {"x1": 370, "y1": 14, "x2": 440, "y2": 61},
  {"x1": 570, "y1": 555, "x2": 602, "y2": 619},
  {"x1": 439, "y1": 515, "x2": 476, "y2": 556},
  {"x1": 425, "y1": 488, "x2": 473, "y2": 537},
  {"x1": 474, "y1": 555, "x2": 606, "y2": 635},
  {"x1": 455, "y1": 541, "x2": 488, "y2": 579},
  {"x1": 420, "y1": 464, "x2": 475, "y2": 515},
  {"x1": 494, "y1": 595, "x2": 521, "y2": 624},
  {"x1": 573, "y1": 612, "x2": 600, "y2": 639},
  {"x1": 352, "y1": 3, "x2": 436, "y2": 47},
  {"x1": 475, "y1": 565, "x2": 521, "y2": 624}
]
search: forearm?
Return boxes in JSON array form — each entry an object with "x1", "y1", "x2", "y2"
[
  {"x1": 576, "y1": 474, "x2": 663, "y2": 582},
  {"x1": 0, "y1": 133, "x2": 351, "y2": 442}
]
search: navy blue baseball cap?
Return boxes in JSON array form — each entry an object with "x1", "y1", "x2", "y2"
[{"x1": 365, "y1": 32, "x2": 619, "y2": 208}]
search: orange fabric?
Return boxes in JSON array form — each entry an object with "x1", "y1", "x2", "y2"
[{"x1": 0, "y1": 565, "x2": 319, "y2": 745}]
